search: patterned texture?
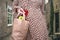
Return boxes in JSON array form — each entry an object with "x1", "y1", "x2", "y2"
[
  {"x1": 26, "y1": 8, "x2": 48, "y2": 40},
  {"x1": 13, "y1": 0, "x2": 49, "y2": 40}
]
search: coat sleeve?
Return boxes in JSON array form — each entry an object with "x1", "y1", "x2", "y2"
[
  {"x1": 13, "y1": 0, "x2": 19, "y2": 7},
  {"x1": 12, "y1": 0, "x2": 19, "y2": 13},
  {"x1": 12, "y1": 0, "x2": 19, "y2": 18}
]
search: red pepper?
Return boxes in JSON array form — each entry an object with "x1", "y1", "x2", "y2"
[{"x1": 24, "y1": 9, "x2": 28, "y2": 17}]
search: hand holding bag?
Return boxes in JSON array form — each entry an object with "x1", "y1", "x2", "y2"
[{"x1": 11, "y1": 8, "x2": 29, "y2": 40}]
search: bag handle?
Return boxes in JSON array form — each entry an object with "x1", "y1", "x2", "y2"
[{"x1": 16, "y1": 8, "x2": 25, "y2": 20}]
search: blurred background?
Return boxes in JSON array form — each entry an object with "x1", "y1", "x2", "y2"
[{"x1": 0, "y1": 0, "x2": 60, "y2": 40}]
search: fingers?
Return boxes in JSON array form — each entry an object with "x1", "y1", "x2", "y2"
[
  {"x1": 16, "y1": 8, "x2": 25, "y2": 20},
  {"x1": 22, "y1": 10, "x2": 25, "y2": 20},
  {"x1": 13, "y1": 6, "x2": 25, "y2": 21}
]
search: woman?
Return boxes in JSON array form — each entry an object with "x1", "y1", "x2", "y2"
[{"x1": 12, "y1": 0, "x2": 49, "y2": 40}]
